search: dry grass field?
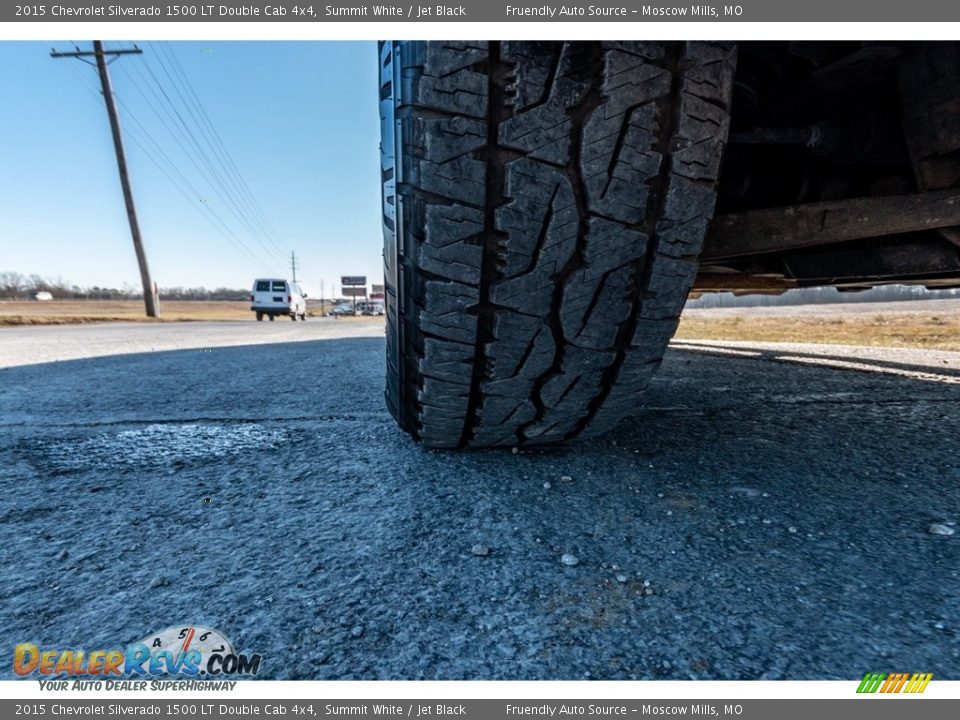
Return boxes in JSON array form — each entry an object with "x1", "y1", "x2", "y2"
[
  {"x1": 677, "y1": 299, "x2": 960, "y2": 351},
  {"x1": 3, "y1": 298, "x2": 960, "y2": 351},
  {"x1": 0, "y1": 300, "x2": 334, "y2": 324}
]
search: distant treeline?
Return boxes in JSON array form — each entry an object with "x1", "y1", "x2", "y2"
[
  {"x1": 0, "y1": 272, "x2": 248, "y2": 301},
  {"x1": 5, "y1": 271, "x2": 960, "y2": 306}
]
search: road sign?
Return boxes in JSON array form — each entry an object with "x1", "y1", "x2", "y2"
[
  {"x1": 371, "y1": 284, "x2": 385, "y2": 294},
  {"x1": 342, "y1": 287, "x2": 367, "y2": 297},
  {"x1": 341, "y1": 276, "x2": 366, "y2": 287},
  {"x1": 369, "y1": 292, "x2": 385, "y2": 301}
]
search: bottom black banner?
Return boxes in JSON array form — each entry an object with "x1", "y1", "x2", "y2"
[{"x1": 2, "y1": 700, "x2": 959, "y2": 720}]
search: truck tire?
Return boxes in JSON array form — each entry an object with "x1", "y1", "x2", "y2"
[{"x1": 380, "y1": 41, "x2": 735, "y2": 448}]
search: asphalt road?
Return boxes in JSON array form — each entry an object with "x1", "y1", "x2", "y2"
[
  {"x1": 1, "y1": 321, "x2": 958, "y2": 680},
  {"x1": 0, "y1": 317, "x2": 386, "y2": 369}
]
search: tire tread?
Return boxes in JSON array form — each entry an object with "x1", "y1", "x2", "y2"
[{"x1": 382, "y1": 41, "x2": 735, "y2": 447}]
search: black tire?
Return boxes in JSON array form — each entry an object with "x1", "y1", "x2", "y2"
[
  {"x1": 380, "y1": 41, "x2": 735, "y2": 448},
  {"x1": 269, "y1": 315, "x2": 275, "y2": 322},
  {"x1": 256, "y1": 312, "x2": 263, "y2": 322}
]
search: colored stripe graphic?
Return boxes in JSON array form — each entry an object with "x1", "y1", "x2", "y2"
[
  {"x1": 857, "y1": 672, "x2": 932, "y2": 693},
  {"x1": 904, "y1": 673, "x2": 933, "y2": 693},
  {"x1": 857, "y1": 672, "x2": 886, "y2": 693},
  {"x1": 880, "y1": 673, "x2": 898, "y2": 693}
]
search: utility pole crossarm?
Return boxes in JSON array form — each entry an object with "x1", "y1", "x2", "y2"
[{"x1": 50, "y1": 48, "x2": 142, "y2": 59}]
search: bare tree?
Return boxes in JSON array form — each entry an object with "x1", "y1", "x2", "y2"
[{"x1": 0, "y1": 272, "x2": 27, "y2": 298}]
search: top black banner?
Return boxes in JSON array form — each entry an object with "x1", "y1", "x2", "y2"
[{"x1": 6, "y1": 1, "x2": 960, "y2": 22}]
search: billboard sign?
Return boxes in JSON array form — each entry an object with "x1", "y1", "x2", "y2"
[{"x1": 341, "y1": 276, "x2": 366, "y2": 287}]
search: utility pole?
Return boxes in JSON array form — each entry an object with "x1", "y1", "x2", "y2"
[
  {"x1": 52, "y1": 42, "x2": 159, "y2": 318},
  {"x1": 290, "y1": 251, "x2": 299, "y2": 282}
]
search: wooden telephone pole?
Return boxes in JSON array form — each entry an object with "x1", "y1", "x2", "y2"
[{"x1": 52, "y1": 42, "x2": 158, "y2": 317}]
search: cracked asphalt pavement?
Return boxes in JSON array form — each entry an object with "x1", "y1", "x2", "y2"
[{"x1": 1, "y1": 320, "x2": 958, "y2": 679}]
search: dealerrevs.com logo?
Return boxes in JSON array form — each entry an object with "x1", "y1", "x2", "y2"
[{"x1": 14, "y1": 625, "x2": 261, "y2": 678}]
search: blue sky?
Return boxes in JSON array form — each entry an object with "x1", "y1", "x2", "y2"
[{"x1": 0, "y1": 41, "x2": 382, "y2": 298}]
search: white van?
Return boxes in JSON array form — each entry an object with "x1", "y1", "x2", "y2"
[{"x1": 250, "y1": 279, "x2": 307, "y2": 321}]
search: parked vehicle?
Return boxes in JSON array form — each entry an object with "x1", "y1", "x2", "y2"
[
  {"x1": 30, "y1": 291, "x2": 53, "y2": 302},
  {"x1": 329, "y1": 302, "x2": 358, "y2": 317},
  {"x1": 380, "y1": 40, "x2": 960, "y2": 448},
  {"x1": 250, "y1": 278, "x2": 306, "y2": 321},
  {"x1": 357, "y1": 301, "x2": 385, "y2": 316}
]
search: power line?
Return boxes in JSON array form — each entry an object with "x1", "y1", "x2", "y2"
[
  {"x1": 134, "y1": 45, "x2": 284, "y2": 264},
  {"x1": 65, "y1": 46, "x2": 280, "y2": 276},
  {"x1": 118, "y1": 109, "x2": 276, "y2": 273},
  {"x1": 56, "y1": 41, "x2": 291, "y2": 283},
  {"x1": 117, "y1": 56, "x2": 283, "y2": 272},
  {"x1": 116, "y1": 96, "x2": 280, "y2": 273},
  {"x1": 163, "y1": 43, "x2": 280, "y2": 249},
  {"x1": 157, "y1": 41, "x2": 282, "y2": 254},
  {"x1": 128, "y1": 58, "x2": 266, "y2": 250},
  {"x1": 145, "y1": 48, "x2": 268, "y2": 244}
]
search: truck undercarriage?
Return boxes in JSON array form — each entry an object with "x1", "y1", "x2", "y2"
[{"x1": 698, "y1": 41, "x2": 960, "y2": 295}]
